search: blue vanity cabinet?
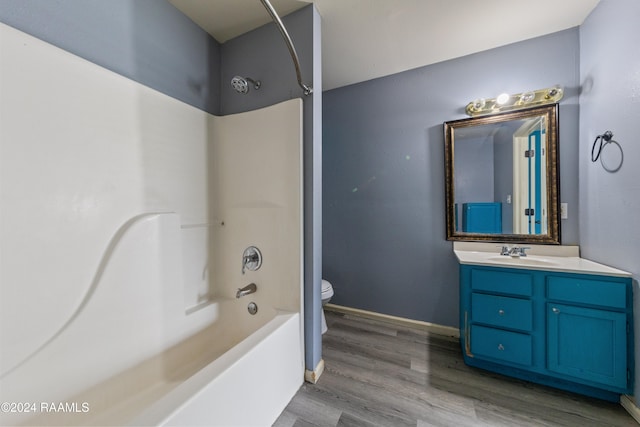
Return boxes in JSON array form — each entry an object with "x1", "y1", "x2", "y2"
[{"x1": 460, "y1": 265, "x2": 633, "y2": 401}]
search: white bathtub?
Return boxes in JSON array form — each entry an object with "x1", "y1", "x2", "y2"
[
  {"x1": 130, "y1": 311, "x2": 302, "y2": 427},
  {"x1": 132, "y1": 310, "x2": 303, "y2": 427},
  {"x1": 8, "y1": 299, "x2": 302, "y2": 427},
  {"x1": 124, "y1": 306, "x2": 303, "y2": 427}
]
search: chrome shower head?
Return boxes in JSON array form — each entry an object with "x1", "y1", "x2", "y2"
[{"x1": 230, "y1": 76, "x2": 261, "y2": 94}]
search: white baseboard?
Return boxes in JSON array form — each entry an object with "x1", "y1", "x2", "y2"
[
  {"x1": 325, "y1": 303, "x2": 460, "y2": 339},
  {"x1": 304, "y1": 358, "x2": 325, "y2": 384},
  {"x1": 621, "y1": 395, "x2": 640, "y2": 424}
]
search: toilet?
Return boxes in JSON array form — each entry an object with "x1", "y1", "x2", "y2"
[{"x1": 321, "y1": 279, "x2": 334, "y2": 334}]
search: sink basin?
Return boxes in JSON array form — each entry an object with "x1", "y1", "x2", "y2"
[{"x1": 486, "y1": 256, "x2": 560, "y2": 267}]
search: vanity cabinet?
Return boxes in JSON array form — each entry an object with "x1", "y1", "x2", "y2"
[{"x1": 460, "y1": 265, "x2": 633, "y2": 401}]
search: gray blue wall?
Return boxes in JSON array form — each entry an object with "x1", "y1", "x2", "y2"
[
  {"x1": 0, "y1": 0, "x2": 221, "y2": 114},
  {"x1": 0, "y1": 1, "x2": 324, "y2": 374},
  {"x1": 323, "y1": 28, "x2": 580, "y2": 327},
  {"x1": 579, "y1": 0, "x2": 640, "y2": 403}
]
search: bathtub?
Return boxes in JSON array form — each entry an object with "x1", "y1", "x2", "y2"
[
  {"x1": 7, "y1": 300, "x2": 302, "y2": 427},
  {"x1": 130, "y1": 310, "x2": 303, "y2": 427},
  {"x1": 124, "y1": 306, "x2": 303, "y2": 427}
]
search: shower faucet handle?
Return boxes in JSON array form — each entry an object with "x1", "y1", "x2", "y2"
[
  {"x1": 244, "y1": 253, "x2": 259, "y2": 263},
  {"x1": 241, "y1": 246, "x2": 262, "y2": 274}
]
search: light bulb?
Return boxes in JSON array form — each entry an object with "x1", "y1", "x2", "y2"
[
  {"x1": 473, "y1": 98, "x2": 486, "y2": 109},
  {"x1": 545, "y1": 85, "x2": 563, "y2": 100},
  {"x1": 520, "y1": 92, "x2": 535, "y2": 103},
  {"x1": 496, "y1": 93, "x2": 510, "y2": 105}
]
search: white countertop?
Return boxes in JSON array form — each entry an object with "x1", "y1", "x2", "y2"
[{"x1": 453, "y1": 242, "x2": 631, "y2": 277}]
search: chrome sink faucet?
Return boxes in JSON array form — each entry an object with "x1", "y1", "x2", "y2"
[{"x1": 498, "y1": 245, "x2": 530, "y2": 257}]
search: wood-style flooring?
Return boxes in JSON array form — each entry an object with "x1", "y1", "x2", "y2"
[{"x1": 273, "y1": 310, "x2": 636, "y2": 427}]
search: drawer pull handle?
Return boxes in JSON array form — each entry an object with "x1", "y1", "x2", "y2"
[
  {"x1": 552, "y1": 307, "x2": 560, "y2": 314},
  {"x1": 498, "y1": 309, "x2": 505, "y2": 316},
  {"x1": 498, "y1": 344, "x2": 505, "y2": 351}
]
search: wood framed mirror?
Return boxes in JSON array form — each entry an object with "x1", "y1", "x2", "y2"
[{"x1": 444, "y1": 104, "x2": 560, "y2": 244}]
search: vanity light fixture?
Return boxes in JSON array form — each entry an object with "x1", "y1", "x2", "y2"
[{"x1": 465, "y1": 85, "x2": 564, "y2": 116}]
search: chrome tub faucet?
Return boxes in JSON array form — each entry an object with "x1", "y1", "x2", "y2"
[{"x1": 236, "y1": 283, "x2": 257, "y2": 298}]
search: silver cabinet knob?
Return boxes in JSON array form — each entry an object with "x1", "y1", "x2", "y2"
[
  {"x1": 498, "y1": 344, "x2": 505, "y2": 351},
  {"x1": 498, "y1": 309, "x2": 505, "y2": 316},
  {"x1": 552, "y1": 307, "x2": 560, "y2": 314}
]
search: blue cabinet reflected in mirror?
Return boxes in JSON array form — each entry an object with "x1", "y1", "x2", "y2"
[{"x1": 444, "y1": 104, "x2": 560, "y2": 244}]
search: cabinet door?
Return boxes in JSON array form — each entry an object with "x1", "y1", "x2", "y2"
[{"x1": 547, "y1": 303, "x2": 628, "y2": 389}]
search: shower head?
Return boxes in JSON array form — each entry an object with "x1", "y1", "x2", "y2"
[{"x1": 230, "y1": 76, "x2": 261, "y2": 94}]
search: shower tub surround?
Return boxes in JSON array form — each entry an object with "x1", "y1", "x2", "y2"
[{"x1": 0, "y1": 23, "x2": 303, "y2": 426}]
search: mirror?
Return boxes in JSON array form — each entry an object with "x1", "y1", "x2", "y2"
[{"x1": 444, "y1": 104, "x2": 560, "y2": 244}]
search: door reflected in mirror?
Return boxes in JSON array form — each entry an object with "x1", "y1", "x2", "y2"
[{"x1": 444, "y1": 104, "x2": 560, "y2": 244}]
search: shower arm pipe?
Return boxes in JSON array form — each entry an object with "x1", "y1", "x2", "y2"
[{"x1": 259, "y1": 0, "x2": 313, "y2": 96}]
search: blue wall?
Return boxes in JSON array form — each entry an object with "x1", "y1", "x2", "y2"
[
  {"x1": 0, "y1": 0, "x2": 221, "y2": 114},
  {"x1": 323, "y1": 29, "x2": 580, "y2": 327},
  {"x1": 579, "y1": 0, "x2": 640, "y2": 403}
]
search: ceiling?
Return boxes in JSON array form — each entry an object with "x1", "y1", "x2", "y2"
[{"x1": 169, "y1": 0, "x2": 600, "y2": 91}]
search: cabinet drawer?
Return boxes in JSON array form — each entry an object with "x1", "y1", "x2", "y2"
[
  {"x1": 547, "y1": 276, "x2": 627, "y2": 309},
  {"x1": 471, "y1": 269, "x2": 533, "y2": 297},
  {"x1": 471, "y1": 293, "x2": 532, "y2": 332},
  {"x1": 470, "y1": 325, "x2": 532, "y2": 366}
]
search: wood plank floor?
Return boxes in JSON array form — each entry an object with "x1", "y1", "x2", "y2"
[{"x1": 273, "y1": 310, "x2": 637, "y2": 427}]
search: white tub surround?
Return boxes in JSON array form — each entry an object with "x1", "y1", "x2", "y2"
[
  {"x1": 453, "y1": 242, "x2": 631, "y2": 277},
  {"x1": 1, "y1": 23, "x2": 303, "y2": 427}
]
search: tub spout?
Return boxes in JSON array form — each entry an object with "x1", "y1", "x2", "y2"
[{"x1": 236, "y1": 283, "x2": 257, "y2": 298}]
